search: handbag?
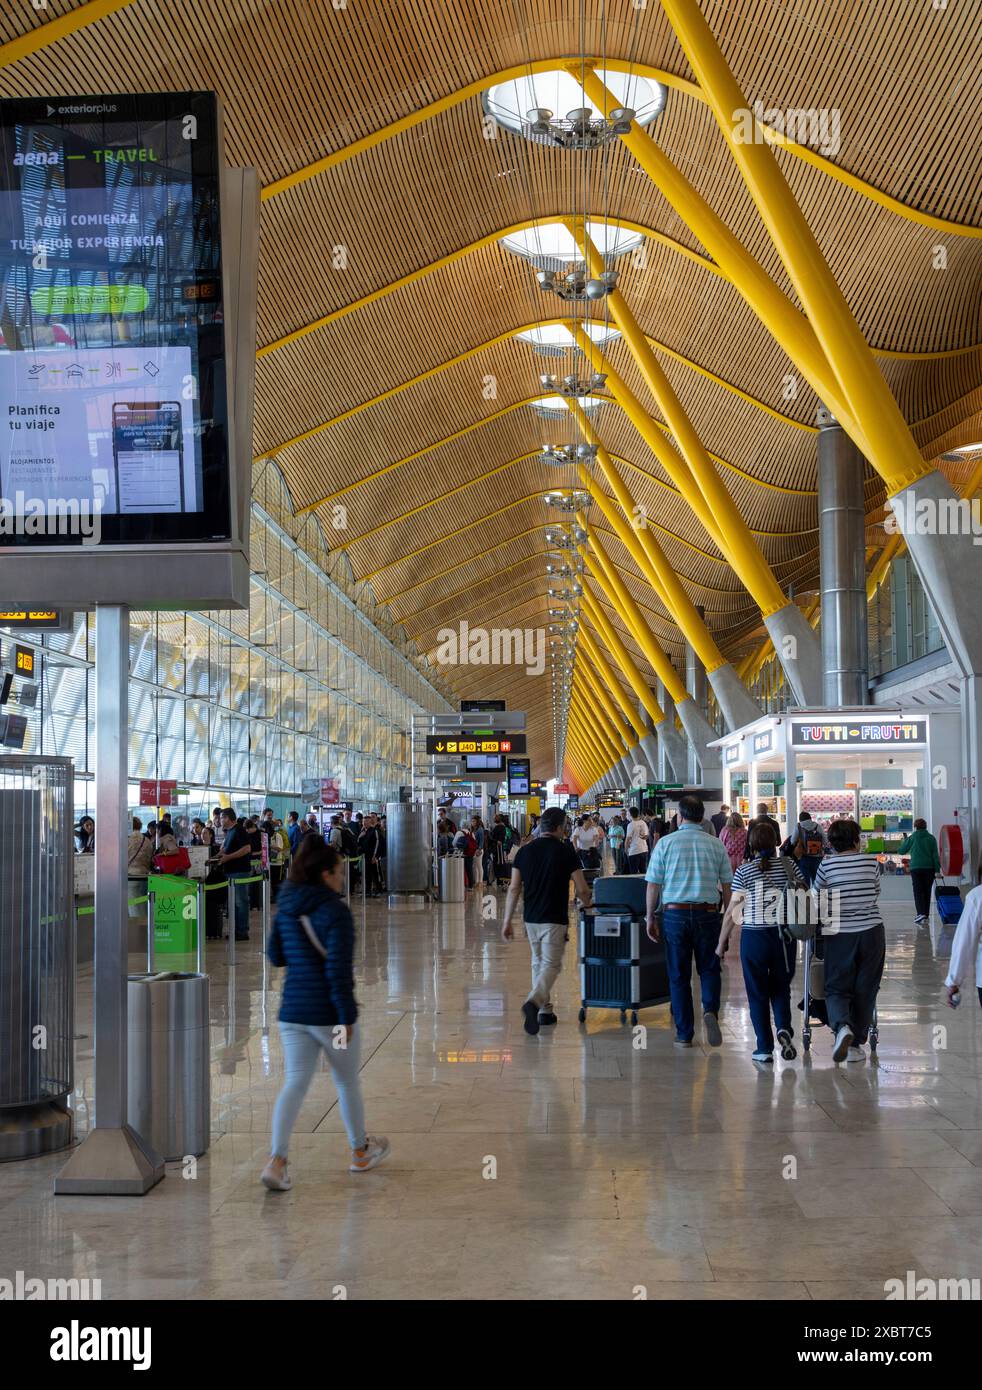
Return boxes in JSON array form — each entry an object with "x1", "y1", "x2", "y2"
[
  {"x1": 299, "y1": 913, "x2": 327, "y2": 959},
  {"x1": 778, "y1": 856, "x2": 817, "y2": 941}
]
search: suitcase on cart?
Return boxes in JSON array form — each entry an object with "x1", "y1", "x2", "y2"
[
  {"x1": 577, "y1": 875, "x2": 669, "y2": 1025},
  {"x1": 934, "y1": 875, "x2": 963, "y2": 926}
]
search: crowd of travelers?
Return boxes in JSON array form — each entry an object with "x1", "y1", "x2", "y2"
[{"x1": 83, "y1": 790, "x2": 980, "y2": 1195}]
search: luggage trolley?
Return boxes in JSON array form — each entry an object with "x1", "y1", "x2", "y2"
[
  {"x1": 577, "y1": 875, "x2": 670, "y2": 1026},
  {"x1": 801, "y1": 926, "x2": 879, "y2": 1054}
]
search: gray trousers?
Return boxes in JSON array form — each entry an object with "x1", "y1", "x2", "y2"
[{"x1": 823, "y1": 923, "x2": 885, "y2": 1043}]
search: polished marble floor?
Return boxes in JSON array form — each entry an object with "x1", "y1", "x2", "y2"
[{"x1": 3, "y1": 875, "x2": 982, "y2": 1300}]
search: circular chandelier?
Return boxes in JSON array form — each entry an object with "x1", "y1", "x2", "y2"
[
  {"x1": 543, "y1": 489, "x2": 590, "y2": 512},
  {"x1": 482, "y1": 69, "x2": 666, "y2": 150},
  {"x1": 539, "y1": 371, "x2": 606, "y2": 396},
  {"x1": 544, "y1": 524, "x2": 588, "y2": 548},
  {"x1": 541, "y1": 443, "x2": 597, "y2": 466},
  {"x1": 535, "y1": 266, "x2": 618, "y2": 301}
]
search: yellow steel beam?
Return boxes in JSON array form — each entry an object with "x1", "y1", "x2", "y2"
[
  {"x1": 575, "y1": 654, "x2": 635, "y2": 752},
  {"x1": 579, "y1": 68, "x2": 871, "y2": 460},
  {"x1": 571, "y1": 404, "x2": 737, "y2": 666},
  {"x1": 570, "y1": 330, "x2": 727, "y2": 554},
  {"x1": 572, "y1": 230, "x2": 792, "y2": 618},
  {"x1": 579, "y1": 626, "x2": 647, "y2": 739},
  {"x1": 580, "y1": 586, "x2": 666, "y2": 728},
  {"x1": 258, "y1": 54, "x2": 982, "y2": 241},
  {"x1": 582, "y1": 532, "x2": 690, "y2": 706},
  {"x1": 569, "y1": 688, "x2": 618, "y2": 766},
  {"x1": 658, "y1": 0, "x2": 935, "y2": 498},
  {"x1": 0, "y1": 0, "x2": 136, "y2": 68}
]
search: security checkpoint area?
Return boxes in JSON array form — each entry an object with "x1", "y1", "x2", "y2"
[{"x1": 1, "y1": 0, "x2": 982, "y2": 1353}]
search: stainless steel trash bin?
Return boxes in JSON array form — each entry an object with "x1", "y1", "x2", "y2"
[
  {"x1": 127, "y1": 972, "x2": 210, "y2": 1161},
  {"x1": 438, "y1": 854, "x2": 466, "y2": 903}
]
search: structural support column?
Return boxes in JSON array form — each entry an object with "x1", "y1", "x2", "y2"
[
  {"x1": 55, "y1": 606, "x2": 164, "y2": 1196},
  {"x1": 817, "y1": 407, "x2": 869, "y2": 706}
]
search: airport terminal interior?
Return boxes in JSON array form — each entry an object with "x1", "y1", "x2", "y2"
[{"x1": 1, "y1": 0, "x2": 982, "y2": 1316}]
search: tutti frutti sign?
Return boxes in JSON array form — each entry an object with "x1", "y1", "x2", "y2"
[{"x1": 790, "y1": 719, "x2": 928, "y2": 748}]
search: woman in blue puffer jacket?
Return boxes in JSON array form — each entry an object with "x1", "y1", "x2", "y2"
[{"x1": 261, "y1": 835, "x2": 389, "y2": 1191}]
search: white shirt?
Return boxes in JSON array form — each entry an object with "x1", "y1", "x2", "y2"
[
  {"x1": 945, "y1": 884, "x2": 982, "y2": 989},
  {"x1": 624, "y1": 819, "x2": 649, "y2": 855},
  {"x1": 573, "y1": 825, "x2": 601, "y2": 851}
]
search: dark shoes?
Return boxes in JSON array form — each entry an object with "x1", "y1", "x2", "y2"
[
  {"x1": 522, "y1": 1001, "x2": 540, "y2": 1035},
  {"x1": 537, "y1": 1011, "x2": 558, "y2": 1026}
]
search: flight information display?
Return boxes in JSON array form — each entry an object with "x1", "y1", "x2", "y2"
[{"x1": 0, "y1": 92, "x2": 231, "y2": 546}]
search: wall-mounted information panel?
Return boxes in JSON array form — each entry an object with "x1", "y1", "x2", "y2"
[{"x1": 0, "y1": 92, "x2": 233, "y2": 546}]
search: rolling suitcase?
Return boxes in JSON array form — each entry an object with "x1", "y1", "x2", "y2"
[{"x1": 934, "y1": 874, "x2": 963, "y2": 926}]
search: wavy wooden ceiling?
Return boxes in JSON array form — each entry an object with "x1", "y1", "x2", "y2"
[{"x1": 2, "y1": 0, "x2": 981, "y2": 779}]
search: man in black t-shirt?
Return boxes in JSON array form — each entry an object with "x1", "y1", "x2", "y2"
[{"x1": 502, "y1": 806, "x2": 593, "y2": 1034}]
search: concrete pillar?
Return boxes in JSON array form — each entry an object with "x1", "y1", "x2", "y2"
[{"x1": 817, "y1": 406, "x2": 869, "y2": 706}]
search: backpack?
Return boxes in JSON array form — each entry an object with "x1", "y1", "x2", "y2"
[
  {"x1": 340, "y1": 825, "x2": 358, "y2": 857},
  {"x1": 805, "y1": 833, "x2": 824, "y2": 857},
  {"x1": 461, "y1": 832, "x2": 477, "y2": 857}
]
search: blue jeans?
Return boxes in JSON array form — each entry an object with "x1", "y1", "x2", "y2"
[
  {"x1": 662, "y1": 907, "x2": 722, "y2": 1041},
  {"x1": 229, "y1": 874, "x2": 251, "y2": 939},
  {"x1": 271, "y1": 1022, "x2": 366, "y2": 1157},
  {"x1": 740, "y1": 927, "x2": 795, "y2": 1053},
  {"x1": 798, "y1": 854, "x2": 821, "y2": 886}
]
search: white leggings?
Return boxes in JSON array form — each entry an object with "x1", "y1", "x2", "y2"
[{"x1": 271, "y1": 1021, "x2": 366, "y2": 1157}]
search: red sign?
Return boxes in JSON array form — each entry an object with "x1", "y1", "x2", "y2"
[
  {"x1": 139, "y1": 778, "x2": 178, "y2": 807},
  {"x1": 555, "y1": 784, "x2": 570, "y2": 794},
  {"x1": 321, "y1": 777, "x2": 340, "y2": 803}
]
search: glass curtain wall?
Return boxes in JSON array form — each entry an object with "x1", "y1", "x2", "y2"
[{"x1": 9, "y1": 460, "x2": 453, "y2": 819}]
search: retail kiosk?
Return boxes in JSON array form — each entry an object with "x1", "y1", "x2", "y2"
[{"x1": 710, "y1": 709, "x2": 964, "y2": 869}]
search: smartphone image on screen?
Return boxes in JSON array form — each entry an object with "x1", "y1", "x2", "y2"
[{"x1": 111, "y1": 402, "x2": 185, "y2": 514}]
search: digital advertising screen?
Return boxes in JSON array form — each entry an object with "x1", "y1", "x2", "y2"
[
  {"x1": 0, "y1": 92, "x2": 231, "y2": 547},
  {"x1": 506, "y1": 756, "x2": 531, "y2": 797}
]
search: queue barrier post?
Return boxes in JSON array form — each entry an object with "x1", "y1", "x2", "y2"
[
  {"x1": 261, "y1": 870, "x2": 271, "y2": 948},
  {"x1": 196, "y1": 880, "x2": 206, "y2": 974},
  {"x1": 226, "y1": 879, "x2": 236, "y2": 967},
  {"x1": 146, "y1": 889, "x2": 155, "y2": 973}
]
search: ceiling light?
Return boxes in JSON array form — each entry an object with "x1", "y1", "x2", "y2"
[{"x1": 483, "y1": 69, "x2": 664, "y2": 148}]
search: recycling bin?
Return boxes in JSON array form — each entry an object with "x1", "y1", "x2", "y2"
[
  {"x1": 438, "y1": 854, "x2": 466, "y2": 903},
  {"x1": 127, "y1": 971, "x2": 210, "y2": 1160}
]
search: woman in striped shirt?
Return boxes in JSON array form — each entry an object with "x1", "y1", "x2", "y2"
[
  {"x1": 813, "y1": 818, "x2": 885, "y2": 1064},
  {"x1": 717, "y1": 820, "x2": 804, "y2": 1064}
]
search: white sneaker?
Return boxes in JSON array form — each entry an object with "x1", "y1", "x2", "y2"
[
  {"x1": 831, "y1": 1025, "x2": 854, "y2": 1063},
  {"x1": 847, "y1": 1045, "x2": 866, "y2": 1063},
  {"x1": 752, "y1": 1050, "x2": 773, "y2": 1064},
  {"x1": 350, "y1": 1135, "x2": 391, "y2": 1173}
]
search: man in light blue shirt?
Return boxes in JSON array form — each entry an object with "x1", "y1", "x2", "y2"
[{"x1": 645, "y1": 794, "x2": 732, "y2": 1048}]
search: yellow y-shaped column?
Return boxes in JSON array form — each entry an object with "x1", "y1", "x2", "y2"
[{"x1": 569, "y1": 399, "x2": 764, "y2": 725}]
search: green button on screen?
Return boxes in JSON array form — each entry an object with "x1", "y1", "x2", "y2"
[{"x1": 30, "y1": 284, "x2": 149, "y2": 314}]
